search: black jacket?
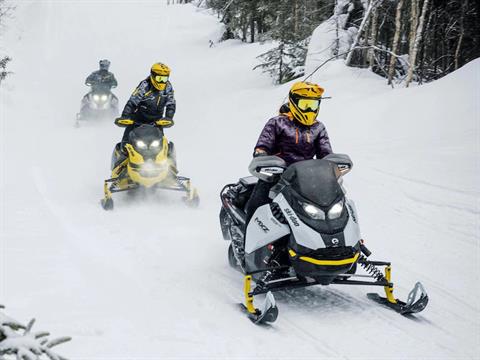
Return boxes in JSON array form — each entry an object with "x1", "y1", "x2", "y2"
[
  {"x1": 121, "y1": 78, "x2": 176, "y2": 122},
  {"x1": 85, "y1": 70, "x2": 117, "y2": 91}
]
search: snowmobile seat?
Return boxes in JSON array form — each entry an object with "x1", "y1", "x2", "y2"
[
  {"x1": 233, "y1": 176, "x2": 258, "y2": 211},
  {"x1": 239, "y1": 176, "x2": 258, "y2": 187}
]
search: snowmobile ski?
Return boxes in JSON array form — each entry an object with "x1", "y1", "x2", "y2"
[
  {"x1": 367, "y1": 282, "x2": 429, "y2": 315},
  {"x1": 241, "y1": 275, "x2": 278, "y2": 324}
]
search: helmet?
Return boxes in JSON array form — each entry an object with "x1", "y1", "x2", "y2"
[
  {"x1": 288, "y1": 81, "x2": 325, "y2": 126},
  {"x1": 150, "y1": 62, "x2": 171, "y2": 91},
  {"x1": 99, "y1": 59, "x2": 111, "y2": 71}
]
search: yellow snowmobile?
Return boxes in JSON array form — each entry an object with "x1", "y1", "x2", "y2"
[{"x1": 100, "y1": 118, "x2": 199, "y2": 210}]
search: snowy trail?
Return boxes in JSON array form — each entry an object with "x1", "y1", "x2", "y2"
[{"x1": 1, "y1": 1, "x2": 479, "y2": 359}]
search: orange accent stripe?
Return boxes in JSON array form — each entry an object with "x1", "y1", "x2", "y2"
[{"x1": 296, "y1": 128, "x2": 299, "y2": 144}]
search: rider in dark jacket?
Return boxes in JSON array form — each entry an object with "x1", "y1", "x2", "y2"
[
  {"x1": 86, "y1": 59, "x2": 118, "y2": 91},
  {"x1": 119, "y1": 62, "x2": 176, "y2": 142},
  {"x1": 245, "y1": 81, "x2": 332, "y2": 223}
]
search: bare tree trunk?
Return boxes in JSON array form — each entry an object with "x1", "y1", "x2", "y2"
[
  {"x1": 334, "y1": 0, "x2": 340, "y2": 56},
  {"x1": 454, "y1": 0, "x2": 466, "y2": 70},
  {"x1": 278, "y1": 43, "x2": 284, "y2": 84},
  {"x1": 345, "y1": 0, "x2": 383, "y2": 66},
  {"x1": 387, "y1": 0, "x2": 405, "y2": 85},
  {"x1": 250, "y1": 1, "x2": 256, "y2": 43},
  {"x1": 408, "y1": 0, "x2": 418, "y2": 61},
  {"x1": 368, "y1": 5, "x2": 379, "y2": 68},
  {"x1": 406, "y1": 0, "x2": 430, "y2": 87}
]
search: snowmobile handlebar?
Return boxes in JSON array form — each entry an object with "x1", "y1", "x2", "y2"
[
  {"x1": 248, "y1": 155, "x2": 287, "y2": 183},
  {"x1": 324, "y1": 153, "x2": 353, "y2": 176},
  {"x1": 114, "y1": 118, "x2": 174, "y2": 128}
]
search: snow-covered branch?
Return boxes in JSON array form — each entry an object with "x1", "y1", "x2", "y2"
[{"x1": 0, "y1": 306, "x2": 71, "y2": 360}]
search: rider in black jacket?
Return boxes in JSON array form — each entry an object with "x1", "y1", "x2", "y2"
[{"x1": 119, "y1": 62, "x2": 176, "y2": 142}]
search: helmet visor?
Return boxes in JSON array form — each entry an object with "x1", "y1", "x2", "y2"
[
  {"x1": 297, "y1": 99, "x2": 320, "y2": 111},
  {"x1": 153, "y1": 75, "x2": 168, "y2": 83}
]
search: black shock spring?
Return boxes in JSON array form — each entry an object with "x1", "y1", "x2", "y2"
[{"x1": 358, "y1": 254, "x2": 386, "y2": 281}]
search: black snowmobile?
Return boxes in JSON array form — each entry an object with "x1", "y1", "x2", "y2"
[
  {"x1": 219, "y1": 154, "x2": 428, "y2": 324},
  {"x1": 76, "y1": 86, "x2": 119, "y2": 125}
]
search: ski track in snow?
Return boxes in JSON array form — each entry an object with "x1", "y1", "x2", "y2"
[{"x1": 1, "y1": 1, "x2": 479, "y2": 359}]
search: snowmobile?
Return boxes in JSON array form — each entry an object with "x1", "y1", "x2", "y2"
[
  {"x1": 100, "y1": 118, "x2": 199, "y2": 210},
  {"x1": 76, "y1": 87, "x2": 119, "y2": 126},
  {"x1": 219, "y1": 154, "x2": 428, "y2": 324}
]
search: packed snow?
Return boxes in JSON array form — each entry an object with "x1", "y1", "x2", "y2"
[{"x1": 1, "y1": 1, "x2": 478, "y2": 359}]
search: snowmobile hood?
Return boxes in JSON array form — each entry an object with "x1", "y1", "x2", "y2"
[
  {"x1": 129, "y1": 124, "x2": 164, "y2": 144},
  {"x1": 280, "y1": 159, "x2": 343, "y2": 208}
]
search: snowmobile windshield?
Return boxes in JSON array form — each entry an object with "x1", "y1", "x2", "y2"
[
  {"x1": 91, "y1": 91, "x2": 110, "y2": 103},
  {"x1": 280, "y1": 159, "x2": 348, "y2": 234},
  {"x1": 280, "y1": 159, "x2": 343, "y2": 208},
  {"x1": 129, "y1": 125, "x2": 164, "y2": 154}
]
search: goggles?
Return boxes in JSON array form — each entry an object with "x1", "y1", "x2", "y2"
[
  {"x1": 153, "y1": 75, "x2": 169, "y2": 83},
  {"x1": 297, "y1": 98, "x2": 320, "y2": 111}
]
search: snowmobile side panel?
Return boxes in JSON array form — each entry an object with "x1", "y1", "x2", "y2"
[
  {"x1": 344, "y1": 199, "x2": 362, "y2": 247},
  {"x1": 245, "y1": 204, "x2": 290, "y2": 254}
]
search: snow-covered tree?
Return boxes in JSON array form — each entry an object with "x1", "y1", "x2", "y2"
[
  {"x1": 0, "y1": 0, "x2": 13, "y2": 84},
  {"x1": 0, "y1": 305, "x2": 71, "y2": 360}
]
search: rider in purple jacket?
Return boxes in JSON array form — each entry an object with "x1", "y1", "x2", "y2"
[{"x1": 246, "y1": 81, "x2": 332, "y2": 222}]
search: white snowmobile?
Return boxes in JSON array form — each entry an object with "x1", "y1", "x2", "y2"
[{"x1": 219, "y1": 154, "x2": 428, "y2": 324}]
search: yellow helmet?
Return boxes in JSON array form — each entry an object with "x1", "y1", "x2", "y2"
[
  {"x1": 288, "y1": 81, "x2": 325, "y2": 126},
  {"x1": 150, "y1": 62, "x2": 171, "y2": 91}
]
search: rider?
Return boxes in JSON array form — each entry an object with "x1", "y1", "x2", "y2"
[
  {"x1": 79, "y1": 59, "x2": 118, "y2": 120},
  {"x1": 85, "y1": 59, "x2": 118, "y2": 91},
  {"x1": 245, "y1": 81, "x2": 332, "y2": 223},
  {"x1": 118, "y1": 62, "x2": 176, "y2": 142}
]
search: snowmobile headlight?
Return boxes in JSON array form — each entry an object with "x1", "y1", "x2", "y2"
[
  {"x1": 93, "y1": 94, "x2": 100, "y2": 102},
  {"x1": 135, "y1": 140, "x2": 147, "y2": 149},
  {"x1": 328, "y1": 200, "x2": 344, "y2": 219},
  {"x1": 150, "y1": 140, "x2": 161, "y2": 148},
  {"x1": 301, "y1": 202, "x2": 325, "y2": 220},
  {"x1": 101, "y1": 94, "x2": 108, "y2": 101}
]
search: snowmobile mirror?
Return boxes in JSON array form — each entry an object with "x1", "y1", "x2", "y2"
[
  {"x1": 115, "y1": 118, "x2": 134, "y2": 127},
  {"x1": 155, "y1": 119, "x2": 173, "y2": 127}
]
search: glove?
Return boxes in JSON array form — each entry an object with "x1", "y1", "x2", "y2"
[
  {"x1": 155, "y1": 118, "x2": 174, "y2": 128},
  {"x1": 115, "y1": 117, "x2": 135, "y2": 127},
  {"x1": 254, "y1": 148, "x2": 268, "y2": 157}
]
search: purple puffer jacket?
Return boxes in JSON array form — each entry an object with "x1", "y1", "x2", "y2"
[{"x1": 255, "y1": 114, "x2": 332, "y2": 165}]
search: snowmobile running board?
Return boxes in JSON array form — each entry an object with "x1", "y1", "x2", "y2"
[{"x1": 241, "y1": 261, "x2": 428, "y2": 325}]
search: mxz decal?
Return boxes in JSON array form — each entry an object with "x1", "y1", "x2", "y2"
[
  {"x1": 245, "y1": 204, "x2": 290, "y2": 254},
  {"x1": 254, "y1": 217, "x2": 270, "y2": 233}
]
